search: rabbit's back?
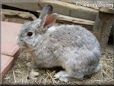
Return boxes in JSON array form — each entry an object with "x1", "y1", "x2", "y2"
[{"x1": 48, "y1": 25, "x2": 100, "y2": 51}]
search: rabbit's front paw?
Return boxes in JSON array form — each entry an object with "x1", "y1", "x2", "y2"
[
  {"x1": 29, "y1": 69, "x2": 39, "y2": 80},
  {"x1": 54, "y1": 71, "x2": 69, "y2": 82},
  {"x1": 94, "y1": 63, "x2": 102, "y2": 73}
]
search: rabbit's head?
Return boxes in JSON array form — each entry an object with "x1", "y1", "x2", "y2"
[{"x1": 18, "y1": 5, "x2": 57, "y2": 49}]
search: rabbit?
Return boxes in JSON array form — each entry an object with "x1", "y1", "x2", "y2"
[{"x1": 17, "y1": 5, "x2": 102, "y2": 82}]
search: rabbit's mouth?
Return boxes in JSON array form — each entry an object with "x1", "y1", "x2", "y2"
[
  {"x1": 18, "y1": 43, "x2": 26, "y2": 48},
  {"x1": 18, "y1": 40, "x2": 29, "y2": 49},
  {"x1": 17, "y1": 38, "x2": 28, "y2": 49},
  {"x1": 18, "y1": 41, "x2": 35, "y2": 52}
]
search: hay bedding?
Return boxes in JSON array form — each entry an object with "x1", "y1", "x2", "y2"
[{"x1": 2, "y1": 45, "x2": 114, "y2": 85}]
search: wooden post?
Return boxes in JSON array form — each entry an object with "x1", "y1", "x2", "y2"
[{"x1": 93, "y1": 8, "x2": 114, "y2": 51}]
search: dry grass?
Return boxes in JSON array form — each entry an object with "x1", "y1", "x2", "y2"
[{"x1": 2, "y1": 45, "x2": 114, "y2": 85}]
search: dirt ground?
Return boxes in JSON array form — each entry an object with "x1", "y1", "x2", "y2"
[{"x1": 1, "y1": 9, "x2": 114, "y2": 85}]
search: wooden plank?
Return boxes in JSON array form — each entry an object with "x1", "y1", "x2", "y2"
[
  {"x1": 37, "y1": 11, "x2": 94, "y2": 29},
  {"x1": 93, "y1": 8, "x2": 114, "y2": 50},
  {"x1": 2, "y1": 9, "x2": 94, "y2": 29},
  {"x1": 39, "y1": 0, "x2": 98, "y2": 13},
  {"x1": 57, "y1": 14, "x2": 94, "y2": 26},
  {"x1": 100, "y1": 8, "x2": 114, "y2": 14},
  {"x1": 3, "y1": 0, "x2": 98, "y2": 21},
  {"x1": 38, "y1": 0, "x2": 98, "y2": 21},
  {"x1": 59, "y1": 0, "x2": 74, "y2": 3},
  {"x1": 2, "y1": 9, "x2": 37, "y2": 20}
]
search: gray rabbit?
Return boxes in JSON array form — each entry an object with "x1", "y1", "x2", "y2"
[{"x1": 18, "y1": 5, "x2": 102, "y2": 82}]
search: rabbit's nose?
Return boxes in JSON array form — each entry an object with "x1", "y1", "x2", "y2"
[
  {"x1": 17, "y1": 37, "x2": 23, "y2": 43},
  {"x1": 19, "y1": 39, "x2": 23, "y2": 41}
]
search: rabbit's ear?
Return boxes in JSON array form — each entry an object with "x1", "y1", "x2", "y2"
[
  {"x1": 39, "y1": 5, "x2": 53, "y2": 27},
  {"x1": 39, "y1": 5, "x2": 53, "y2": 20},
  {"x1": 39, "y1": 5, "x2": 57, "y2": 29},
  {"x1": 43, "y1": 13, "x2": 57, "y2": 28}
]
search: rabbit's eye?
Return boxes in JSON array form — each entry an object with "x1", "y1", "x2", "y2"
[{"x1": 27, "y1": 32, "x2": 33, "y2": 37}]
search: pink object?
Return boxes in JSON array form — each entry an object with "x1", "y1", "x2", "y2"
[
  {"x1": 1, "y1": 21, "x2": 22, "y2": 78},
  {"x1": 1, "y1": 54, "x2": 14, "y2": 78},
  {"x1": 1, "y1": 21, "x2": 22, "y2": 56}
]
